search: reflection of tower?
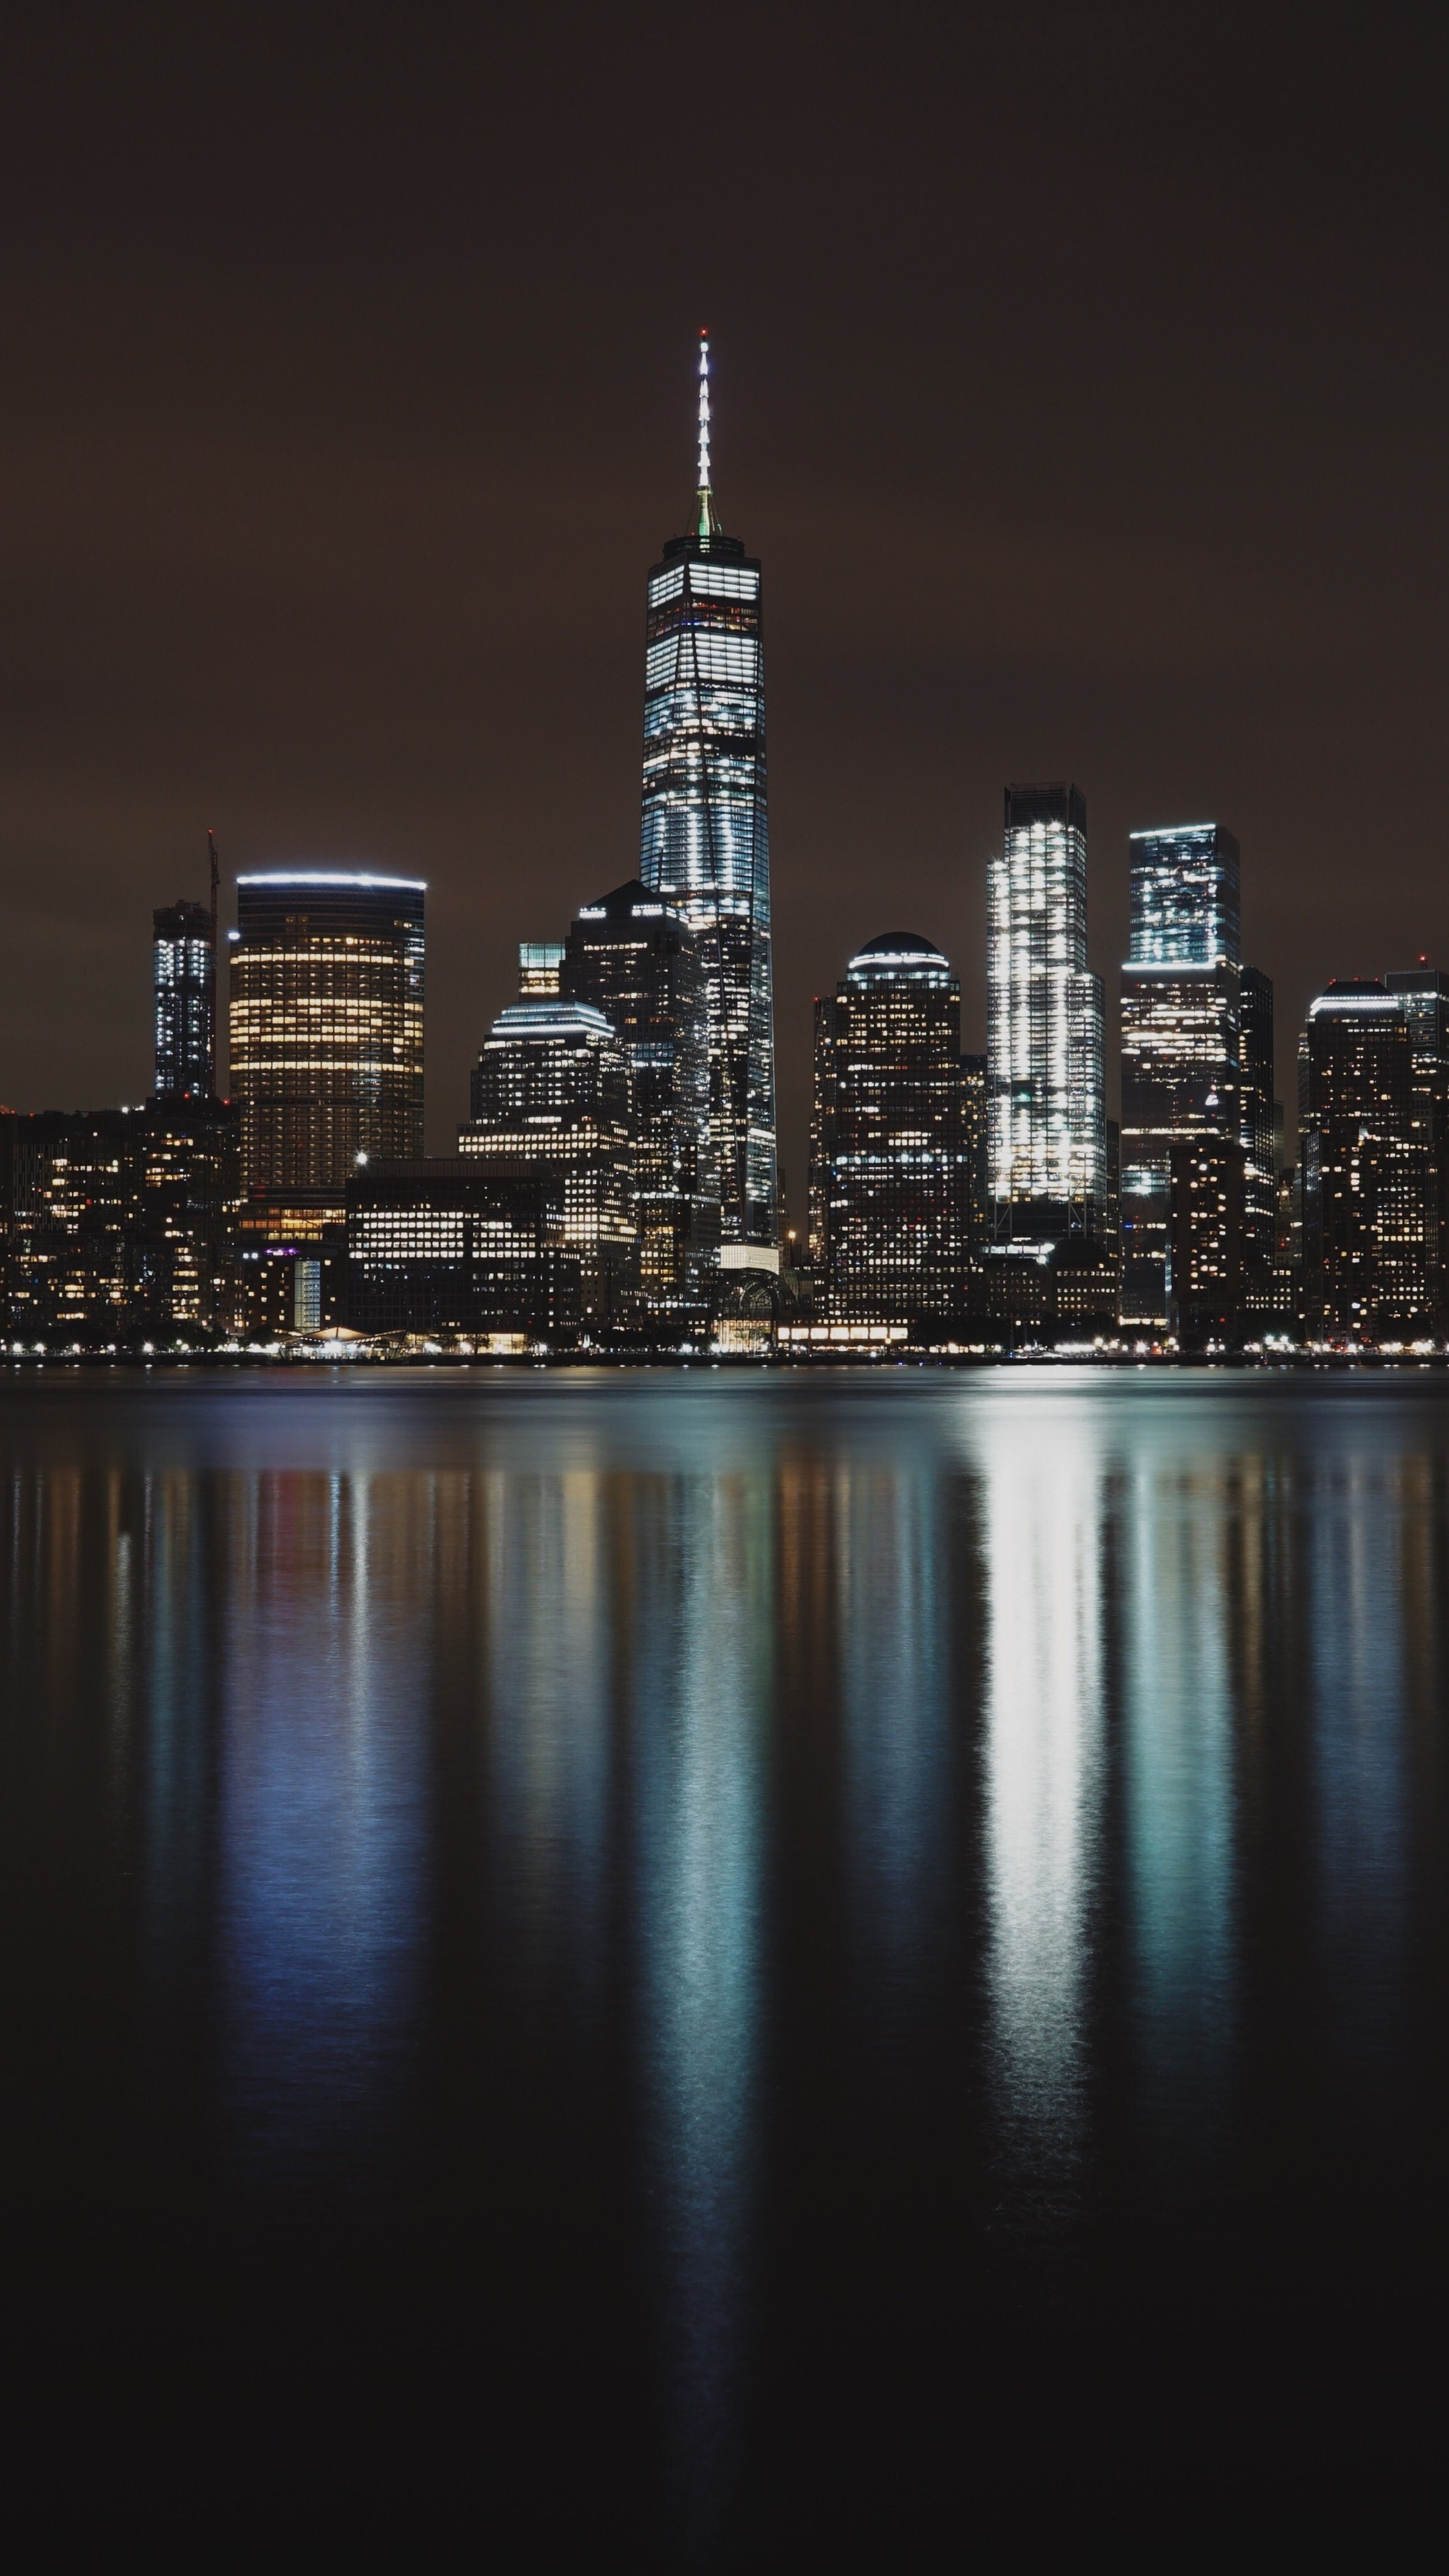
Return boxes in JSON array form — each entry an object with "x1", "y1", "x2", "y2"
[
  {"x1": 980, "y1": 1391, "x2": 1103, "y2": 2202},
  {"x1": 639, "y1": 334, "x2": 777, "y2": 1261}
]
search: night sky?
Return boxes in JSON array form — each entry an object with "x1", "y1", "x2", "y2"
[{"x1": 2, "y1": 2, "x2": 1445, "y2": 1195}]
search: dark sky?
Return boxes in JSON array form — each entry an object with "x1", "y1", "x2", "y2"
[{"x1": 3, "y1": 1, "x2": 1447, "y2": 1187}]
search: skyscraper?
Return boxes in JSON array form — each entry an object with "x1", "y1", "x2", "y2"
[
  {"x1": 809, "y1": 933, "x2": 975, "y2": 1326},
  {"x1": 1386, "y1": 966, "x2": 1449, "y2": 1316},
  {"x1": 153, "y1": 899, "x2": 215, "y2": 1098},
  {"x1": 1300, "y1": 980, "x2": 1430, "y2": 1338},
  {"x1": 1238, "y1": 963, "x2": 1277, "y2": 1311},
  {"x1": 987, "y1": 783, "x2": 1106, "y2": 1240},
  {"x1": 1119, "y1": 822, "x2": 1240, "y2": 1328},
  {"x1": 639, "y1": 333, "x2": 776, "y2": 1263},
  {"x1": 560, "y1": 879, "x2": 717, "y2": 1318},
  {"x1": 228, "y1": 873, "x2": 425, "y2": 1191},
  {"x1": 460, "y1": 961, "x2": 637, "y2": 1333}
]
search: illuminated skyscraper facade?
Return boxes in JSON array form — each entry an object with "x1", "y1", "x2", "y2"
[
  {"x1": 1301, "y1": 981, "x2": 1430, "y2": 1336},
  {"x1": 1120, "y1": 823, "x2": 1240, "y2": 1330},
  {"x1": 809, "y1": 933, "x2": 975, "y2": 1324},
  {"x1": 229, "y1": 873, "x2": 425, "y2": 1191},
  {"x1": 461, "y1": 971, "x2": 637, "y2": 1332},
  {"x1": 639, "y1": 334, "x2": 776, "y2": 1259},
  {"x1": 987, "y1": 783, "x2": 1106, "y2": 1240},
  {"x1": 153, "y1": 898, "x2": 216, "y2": 1098},
  {"x1": 561, "y1": 879, "x2": 717, "y2": 1316}
]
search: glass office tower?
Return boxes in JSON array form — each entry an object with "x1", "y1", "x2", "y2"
[
  {"x1": 639, "y1": 333, "x2": 777, "y2": 1260},
  {"x1": 153, "y1": 899, "x2": 216, "y2": 1098},
  {"x1": 987, "y1": 783, "x2": 1106, "y2": 1240},
  {"x1": 1386, "y1": 967, "x2": 1449, "y2": 1320},
  {"x1": 809, "y1": 933, "x2": 975, "y2": 1324},
  {"x1": 461, "y1": 980, "x2": 637, "y2": 1332},
  {"x1": 561, "y1": 879, "x2": 718, "y2": 1318},
  {"x1": 229, "y1": 873, "x2": 425, "y2": 1191},
  {"x1": 1301, "y1": 981, "x2": 1430, "y2": 1336},
  {"x1": 1119, "y1": 822, "x2": 1241, "y2": 1330}
]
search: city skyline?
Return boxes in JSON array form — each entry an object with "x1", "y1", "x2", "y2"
[{"x1": 4, "y1": 11, "x2": 1448, "y2": 1205}]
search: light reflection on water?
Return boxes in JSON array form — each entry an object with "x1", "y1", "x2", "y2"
[{"x1": 2, "y1": 1368, "x2": 1448, "y2": 2542}]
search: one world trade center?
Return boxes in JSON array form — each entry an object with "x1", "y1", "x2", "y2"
[{"x1": 639, "y1": 334, "x2": 777, "y2": 1260}]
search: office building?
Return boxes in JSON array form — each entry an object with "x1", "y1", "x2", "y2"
[
  {"x1": 461, "y1": 958, "x2": 637, "y2": 1334},
  {"x1": 987, "y1": 783, "x2": 1107, "y2": 1244},
  {"x1": 560, "y1": 879, "x2": 718, "y2": 1317},
  {"x1": 1300, "y1": 981, "x2": 1430, "y2": 1338},
  {"x1": 153, "y1": 898, "x2": 216, "y2": 1098},
  {"x1": 809, "y1": 933, "x2": 975, "y2": 1326},
  {"x1": 1386, "y1": 967, "x2": 1449, "y2": 1319},
  {"x1": 345, "y1": 1158, "x2": 576, "y2": 1344},
  {"x1": 1238, "y1": 964, "x2": 1279, "y2": 1316},
  {"x1": 1119, "y1": 822, "x2": 1240, "y2": 1332},
  {"x1": 1167, "y1": 1131, "x2": 1244, "y2": 1346},
  {"x1": 228, "y1": 872, "x2": 425, "y2": 1192},
  {"x1": 639, "y1": 333, "x2": 777, "y2": 1262},
  {"x1": 2, "y1": 1099, "x2": 240, "y2": 1342}
]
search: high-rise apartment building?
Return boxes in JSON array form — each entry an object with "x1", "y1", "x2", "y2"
[
  {"x1": 461, "y1": 963, "x2": 637, "y2": 1332},
  {"x1": 809, "y1": 934, "x2": 975, "y2": 1326},
  {"x1": 1386, "y1": 967, "x2": 1449, "y2": 1318},
  {"x1": 987, "y1": 783, "x2": 1106, "y2": 1242},
  {"x1": 639, "y1": 334, "x2": 776, "y2": 1263},
  {"x1": 560, "y1": 879, "x2": 717, "y2": 1317},
  {"x1": 153, "y1": 899, "x2": 216, "y2": 1099},
  {"x1": 228, "y1": 873, "x2": 425, "y2": 1192},
  {"x1": 1238, "y1": 964, "x2": 1278, "y2": 1312},
  {"x1": 1119, "y1": 823, "x2": 1240, "y2": 1331},
  {"x1": 1300, "y1": 981, "x2": 1430, "y2": 1338}
]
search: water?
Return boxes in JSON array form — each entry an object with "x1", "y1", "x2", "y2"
[{"x1": 2, "y1": 1366, "x2": 1446, "y2": 2552}]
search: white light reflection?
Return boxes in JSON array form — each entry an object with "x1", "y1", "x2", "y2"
[
  {"x1": 1120, "y1": 1450, "x2": 1234, "y2": 2151},
  {"x1": 219, "y1": 1468, "x2": 427, "y2": 2181},
  {"x1": 633, "y1": 1467, "x2": 765, "y2": 2540},
  {"x1": 980, "y1": 1390, "x2": 1104, "y2": 2209},
  {"x1": 839, "y1": 1462, "x2": 948, "y2": 1995}
]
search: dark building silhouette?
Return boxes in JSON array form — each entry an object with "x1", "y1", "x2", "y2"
[
  {"x1": 153, "y1": 899, "x2": 216, "y2": 1099},
  {"x1": 1, "y1": 1099, "x2": 240, "y2": 1342},
  {"x1": 1167, "y1": 1131, "x2": 1244, "y2": 1346},
  {"x1": 1386, "y1": 966, "x2": 1449, "y2": 1320},
  {"x1": 560, "y1": 878, "x2": 717, "y2": 1319},
  {"x1": 345, "y1": 1158, "x2": 578, "y2": 1344},
  {"x1": 809, "y1": 933, "x2": 975, "y2": 1327},
  {"x1": 639, "y1": 333, "x2": 776, "y2": 1259},
  {"x1": 1238, "y1": 963, "x2": 1279, "y2": 1316},
  {"x1": 1300, "y1": 981, "x2": 1431, "y2": 1338}
]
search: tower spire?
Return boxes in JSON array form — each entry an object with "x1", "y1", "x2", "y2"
[{"x1": 694, "y1": 327, "x2": 718, "y2": 544}]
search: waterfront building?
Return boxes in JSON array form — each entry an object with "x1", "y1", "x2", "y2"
[
  {"x1": 228, "y1": 873, "x2": 425, "y2": 1192},
  {"x1": 1119, "y1": 822, "x2": 1240, "y2": 1332},
  {"x1": 1386, "y1": 966, "x2": 1449, "y2": 1319},
  {"x1": 987, "y1": 783, "x2": 1107, "y2": 1244},
  {"x1": 153, "y1": 899, "x2": 216, "y2": 1098},
  {"x1": 1, "y1": 1099, "x2": 240, "y2": 1342},
  {"x1": 345, "y1": 1157, "x2": 574, "y2": 1344},
  {"x1": 461, "y1": 955, "x2": 637, "y2": 1334},
  {"x1": 1166, "y1": 1131, "x2": 1244, "y2": 1346},
  {"x1": 1238, "y1": 965, "x2": 1279, "y2": 1317},
  {"x1": 1300, "y1": 981, "x2": 1430, "y2": 1338},
  {"x1": 808, "y1": 933, "x2": 975, "y2": 1327},
  {"x1": 560, "y1": 879, "x2": 717, "y2": 1318},
  {"x1": 639, "y1": 333, "x2": 777, "y2": 1264}
]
